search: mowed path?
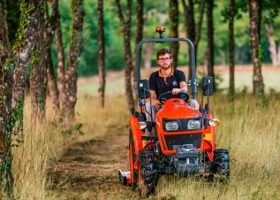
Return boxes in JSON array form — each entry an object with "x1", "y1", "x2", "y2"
[{"x1": 47, "y1": 125, "x2": 139, "y2": 200}]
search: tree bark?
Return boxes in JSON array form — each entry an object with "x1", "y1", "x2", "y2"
[
  {"x1": 97, "y1": 0, "x2": 106, "y2": 108},
  {"x1": 182, "y1": 0, "x2": 205, "y2": 79},
  {"x1": 53, "y1": 0, "x2": 65, "y2": 110},
  {"x1": 229, "y1": 0, "x2": 235, "y2": 102},
  {"x1": 182, "y1": 0, "x2": 194, "y2": 78},
  {"x1": 0, "y1": 1, "x2": 13, "y2": 197},
  {"x1": 45, "y1": 1, "x2": 59, "y2": 111},
  {"x1": 133, "y1": 0, "x2": 144, "y2": 81},
  {"x1": 61, "y1": 0, "x2": 84, "y2": 124},
  {"x1": 265, "y1": 23, "x2": 280, "y2": 66},
  {"x1": 169, "y1": 0, "x2": 179, "y2": 69},
  {"x1": 30, "y1": 1, "x2": 47, "y2": 124},
  {"x1": 248, "y1": 0, "x2": 264, "y2": 100},
  {"x1": 115, "y1": 0, "x2": 134, "y2": 107},
  {"x1": 143, "y1": 43, "x2": 154, "y2": 69},
  {"x1": 206, "y1": 0, "x2": 214, "y2": 82},
  {"x1": 12, "y1": 0, "x2": 43, "y2": 134}
]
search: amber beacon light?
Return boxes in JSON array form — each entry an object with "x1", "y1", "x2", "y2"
[{"x1": 156, "y1": 26, "x2": 165, "y2": 38}]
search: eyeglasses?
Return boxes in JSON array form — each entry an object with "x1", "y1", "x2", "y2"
[{"x1": 158, "y1": 57, "x2": 171, "y2": 61}]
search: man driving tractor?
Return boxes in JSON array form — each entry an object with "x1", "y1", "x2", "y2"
[{"x1": 145, "y1": 48, "x2": 199, "y2": 135}]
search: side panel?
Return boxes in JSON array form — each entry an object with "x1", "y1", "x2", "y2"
[
  {"x1": 129, "y1": 116, "x2": 145, "y2": 155},
  {"x1": 202, "y1": 114, "x2": 215, "y2": 161}
]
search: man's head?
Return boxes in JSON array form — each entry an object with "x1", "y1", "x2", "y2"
[
  {"x1": 156, "y1": 48, "x2": 173, "y2": 60},
  {"x1": 156, "y1": 48, "x2": 173, "y2": 69}
]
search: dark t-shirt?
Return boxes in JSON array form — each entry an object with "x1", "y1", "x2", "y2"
[{"x1": 149, "y1": 69, "x2": 186, "y2": 99}]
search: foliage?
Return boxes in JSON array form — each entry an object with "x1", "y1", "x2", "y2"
[
  {"x1": 46, "y1": 0, "x2": 280, "y2": 77},
  {"x1": 6, "y1": 0, "x2": 20, "y2": 46}
]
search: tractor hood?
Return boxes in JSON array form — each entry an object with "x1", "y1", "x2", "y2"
[{"x1": 157, "y1": 98, "x2": 200, "y2": 119}]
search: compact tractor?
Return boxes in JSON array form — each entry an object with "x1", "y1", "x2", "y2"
[{"x1": 119, "y1": 27, "x2": 230, "y2": 195}]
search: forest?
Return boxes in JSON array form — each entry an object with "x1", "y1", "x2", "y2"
[{"x1": 0, "y1": 0, "x2": 280, "y2": 199}]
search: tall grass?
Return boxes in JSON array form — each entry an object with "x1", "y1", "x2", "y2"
[
  {"x1": 12, "y1": 95, "x2": 130, "y2": 199},
  {"x1": 12, "y1": 93, "x2": 280, "y2": 199},
  {"x1": 156, "y1": 93, "x2": 280, "y2": 200},
  {"x1": 12, "y1": 97, "x2": 67, "y2": 199}
]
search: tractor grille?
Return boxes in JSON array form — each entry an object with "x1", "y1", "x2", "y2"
[{"x1": 164, "y1": 133, "x2": 202, "y2": 150}]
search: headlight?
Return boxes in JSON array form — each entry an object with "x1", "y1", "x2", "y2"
[
  {"x1": 165, "y1": 121, "x2": 179, "y2": 131},
  {"x1": 187, "y1": 119, "x2": 201, "y2": 130}
]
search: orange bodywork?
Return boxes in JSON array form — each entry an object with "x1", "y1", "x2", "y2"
[{"x1": 128, "y1": 98, "x2": 217, "y2": 184}]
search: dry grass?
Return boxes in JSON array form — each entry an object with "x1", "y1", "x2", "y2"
[
  {"x1": 11, "y1": 92, "x2": 280, "y2": 200},
  {"x1": 153, "y1": 94, "x2": 280, "y2": 200}
]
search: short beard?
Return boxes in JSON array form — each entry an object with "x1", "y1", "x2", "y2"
[{"x1": 160, "y1": 65, "x2": 171, "y2": 70}]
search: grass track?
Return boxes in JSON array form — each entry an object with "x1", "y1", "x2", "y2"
[{"x1": 11, "y1": 67, "x2": 280, "y2": 200}]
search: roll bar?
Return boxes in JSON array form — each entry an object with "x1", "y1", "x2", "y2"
[{"x1": 135, "y1": 37, "x2": 197, "y2": 99}]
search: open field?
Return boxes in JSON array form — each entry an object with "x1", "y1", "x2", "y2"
[
  {"x1": 78, "y1": 65, "x2": 280, "y2": 95},
  {"x1": 11, "y1": 66, "x2": 280, "y2": 200}
]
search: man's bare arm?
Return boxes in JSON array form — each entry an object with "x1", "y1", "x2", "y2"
[{"x1": 172, "y1": 81, "x2": 188, "y2": 94}]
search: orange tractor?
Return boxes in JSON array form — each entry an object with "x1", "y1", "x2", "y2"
[{"x1": 119, "y1": 27, "x2": 230, "y2": 195}]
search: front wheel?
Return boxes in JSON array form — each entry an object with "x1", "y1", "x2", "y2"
[
  {"x1": 139, "y1": 150, "x2": 159, "y2": 196},
  {"x1": 211, "y1": 149, "x2": 230, "y2": 181}
]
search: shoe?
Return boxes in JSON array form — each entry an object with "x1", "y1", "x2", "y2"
[
  {"x1": 146, "y1": 121, "x2": 153, "y2": 132},
  {"x1": 145, "y1": 121, "x2": 156, "y2": 136}
]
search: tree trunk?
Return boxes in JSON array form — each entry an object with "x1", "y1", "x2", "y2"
[
  {"x1": 115, "y1": 0, "x2": 134, "y2": 107},
  {"x1": 265, "y1": 24, "x2": 280, "y2": 66},
  {"x1": 12, "y1": 0, "x2": 43, "y2": 135},
  {"x1": 248, "y1": 0, "x2": 264, "y2": 100},
  {"x1": 0, "y1": 1, "x2": 13, "y2": 197},
  {"x1": 46, "y1": 55, "x2": 60, "y2": 110},
  {"x1": 45, "y1": 1, "x2": 59, "y2": 111},
  {"x1": 133, "y1": 0, "x2": 144, "y2": 82},
  {"x1": 61, "y1": 0, "x2": 84, "y2": 124},
  {"x1": 169, "y1": 0, "x2": 179, "y2": 69},
  {"x1": 182, "y1": 0, "x2": 205, "y2": 79},
  {"x1": 143, "y1": 43, "x2": 154, "y2": 69},
  {"x1": 182, "y1": 0, "x2": 195, "y2": 78},
  {"x1": 53, "y1": 0, "x2": 65, "y2": 110},
  {"x1": 206, "y1": 0, "x2": 214, "y2": 82},
  {"x1": 30, "y1": 1, "x2": 47, "y2": 124},
  {"x1": 97, "y1": 0, "x2": 106, "y2": 108},
  {"x1": 229, "y1": 0, "x2": 235, "y2": 102}
]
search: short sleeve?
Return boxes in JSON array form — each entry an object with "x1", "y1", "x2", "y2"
[
  {"x1": 149, "y1": 72, "x2": 156, "y2": 91},
  {"x1": 177, "y1": 70, "x2": 186, "y2": 83}
]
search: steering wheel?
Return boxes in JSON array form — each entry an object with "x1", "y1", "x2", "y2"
[{"x1": 158, "y1": 91, "x2": 189, "y2": 104}]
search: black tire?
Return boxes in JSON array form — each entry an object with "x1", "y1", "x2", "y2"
[
  {"x1": 129, "y1": 130, "x2": 138, "y2": 190},
  {"x1": 212, "y1": 149, "x2": 230, "y2": 181},
  {"x1": 139, "y1": 150, "x2": 159, "y2": 196}
]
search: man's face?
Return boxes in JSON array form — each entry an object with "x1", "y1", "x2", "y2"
[{"x1": 157, "y1": 53, "x2": 173, "y2": 69}]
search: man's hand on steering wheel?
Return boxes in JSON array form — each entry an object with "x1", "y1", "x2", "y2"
[
  {"x1": 172, "y1": 88, "x2": 182, "y2": 94},
  {"x1": 158, "y1": 90, "x2": 189, "y2": 104}
]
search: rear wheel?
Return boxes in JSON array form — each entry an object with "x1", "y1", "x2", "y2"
[{"x1": 129, "y1": 130, "x2": 138, "y2": 190}]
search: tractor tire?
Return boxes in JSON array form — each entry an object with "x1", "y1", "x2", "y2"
[
  {"x1": 129, "y1": 130, "x2": 138, "y2": 190},
  {"x1": 139, "y1": 149, "x2": 159, "y2": 196},
  {"x1": 212, "y1": 149, "x2": 230, "y2": 181}
]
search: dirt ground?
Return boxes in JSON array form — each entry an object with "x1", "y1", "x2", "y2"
[{"x1": 47, "y1": 125, "x2": 140, "y2": 200}]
